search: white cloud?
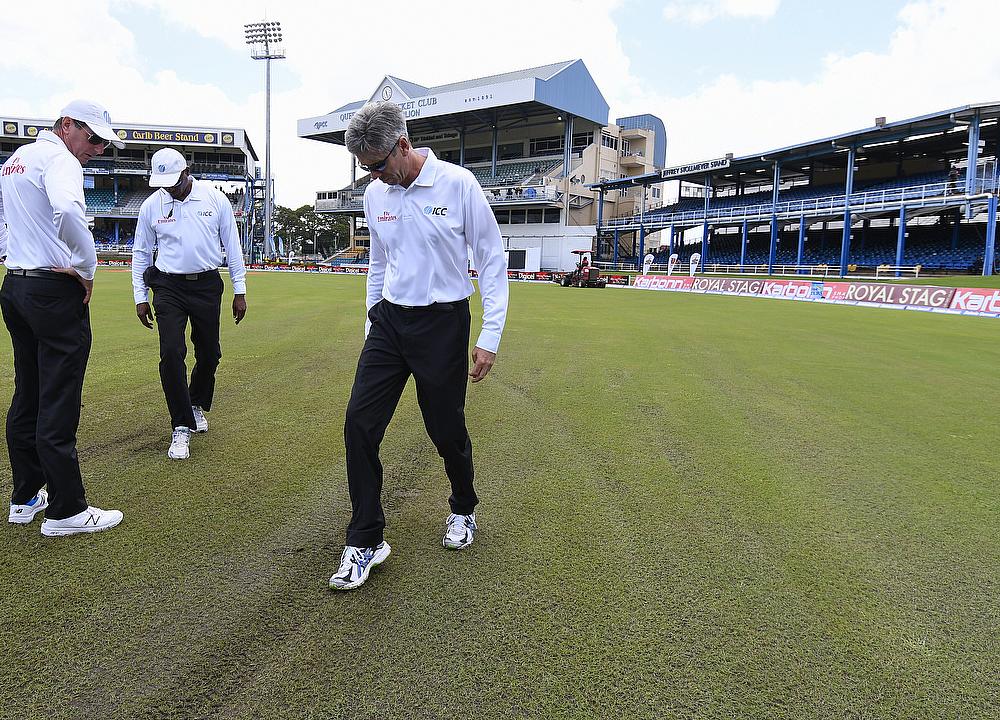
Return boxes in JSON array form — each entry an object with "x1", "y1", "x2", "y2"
[
  {"x1": 632, "y1": 0, "x2": 1000, "y2": 170},
  {"x1": 663, "y1": 0, "x2": 781, "y2": 24}
]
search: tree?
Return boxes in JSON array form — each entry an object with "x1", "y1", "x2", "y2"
[{"x1": 272, "y1": 205, "x2": 349, "y2": 258}]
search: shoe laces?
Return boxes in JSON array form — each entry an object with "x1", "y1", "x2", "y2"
[
  {"x1": 339, "y1": 545, "x2": 373, "y2": 572},
  {"x1": 172, "y1": 428, "x2": 189, "y2": 444},
  {"x1": 447, "y1": 513, "x2": 475, "y2": 533}
]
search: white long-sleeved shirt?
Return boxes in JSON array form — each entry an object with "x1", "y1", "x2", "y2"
[
  {"x1": 0, "y1": 130, "x2": 97, "y2": 280},
  {"x1": 131, "y1": 179, "x2": 247, "y2": 304},
  {"x1": 363, "y1": 149, "x2": 509, "y2": 353}
]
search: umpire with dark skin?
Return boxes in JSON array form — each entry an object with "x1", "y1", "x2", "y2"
[
  {"x1": 135, "y1": 170, "x2": 247, "y2": 328},
  {"x1": 131, "y1": 147, "x2": 248, "y2": 460}
]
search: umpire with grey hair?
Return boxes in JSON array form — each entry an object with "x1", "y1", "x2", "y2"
[{"x1": 329, "y1": 101, "x2": 509, "y2": 590}]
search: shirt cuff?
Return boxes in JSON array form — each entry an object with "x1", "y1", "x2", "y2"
[
  {"x1": 75, "y1": 265, "x2": 96, "y2": 281},
  {"x1": 232, "y1": 280, "x2": 247, "y2": 295},
  {"x1": 475, "y1": 329, "x2": 501, "y2": 354},
  {"x1": 134, "y1": 289, "x2": 150, "y2": 304}
]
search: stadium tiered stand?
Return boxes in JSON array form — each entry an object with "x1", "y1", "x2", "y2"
[
  {"x1": 119, "y1": 189, "x2": 149, "y2": 214},
  {"x1": 84, "y1": 188, "x2": 115, "y2": 214},
  {"x1": 596, "y1": 103, "x2": 999, "y2": 276},
  {"x1": 466, "y1": 159, "x2": 561, "y2": 187}
]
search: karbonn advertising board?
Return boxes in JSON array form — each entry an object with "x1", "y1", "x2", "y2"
[{"x1": 632, "y1": 276, "x2": 997, "y2": 319}]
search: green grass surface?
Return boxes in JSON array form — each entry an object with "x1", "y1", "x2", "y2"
[{"x1": 1, "y1": 271, "x2": 998, "y2": 719}]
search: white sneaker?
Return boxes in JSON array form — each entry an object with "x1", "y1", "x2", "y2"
[
  {"x1": 168, "y1": 426, "x2": 191, "y2": 460},
  {"x1": 40, "y1": 505, "x2": 123, "y2": 537},
  {"x1": 192, "y1": 405, "x2": 208, "y2": 433},
  {"x1": 329, "y1": 542, "x2": 391, "y2": 590},
  {"x1": 9, "y1": 488, "x2": 49, "y2": 524},
  {"x1": 443, "y1": 512, "x2": 477, "y2": 550}
]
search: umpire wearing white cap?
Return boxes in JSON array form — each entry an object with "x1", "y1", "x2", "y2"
[
  {"x1": 131, "y1": 148, "x2": 247, "y2": 460},
  {"x1": 0, "y1": 99, "x2": 125, "y2": 537}
]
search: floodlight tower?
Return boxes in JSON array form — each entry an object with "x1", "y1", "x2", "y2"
[{"x1": 244, "y1": 20, "x2": 285, "y2": 259}]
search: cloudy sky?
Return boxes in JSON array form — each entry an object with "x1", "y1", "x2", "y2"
[{"x1": 2, "y1": 0, "x2": 996, "y2": 206}]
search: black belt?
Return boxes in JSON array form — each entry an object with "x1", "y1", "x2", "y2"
[
  {"x1": 160, "y1": 269, "x2": 219, "y2": 281},
  {"x1": 389, "y1": 298, "x2": 468, "y2": 312},
  {"x1": 5, "y1": 268, "x2": 78, "y2": 281}
]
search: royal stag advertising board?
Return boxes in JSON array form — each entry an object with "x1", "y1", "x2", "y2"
[{"x1": 632, "y1": 276, "x2": 1000, "y2": 317}]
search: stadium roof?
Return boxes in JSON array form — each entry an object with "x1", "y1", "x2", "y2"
[
  {"x1": 0, "y1": 115, "x2": 258, "y2": 160},
  {"x1": 590, "y1": 102, "x2": 1000, "y2": 192},
  {"x1": 297, "y1": 60, "x2": 610, "y2": 145}
]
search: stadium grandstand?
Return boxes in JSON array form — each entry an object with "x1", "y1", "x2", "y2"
[
  {"x1": 297, "y1": 60, "x2": 666, "y2": 271},
  {"x1": 591, "y1": 103, "x2": 1000, "y2": 277},
  {"x1": 0, "y1": 116, "x2": 263, "y2": 260}
]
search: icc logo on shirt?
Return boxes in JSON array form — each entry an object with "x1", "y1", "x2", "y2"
[{"x1": 423, "y1": 206, "x2": 448, "y2": 216}]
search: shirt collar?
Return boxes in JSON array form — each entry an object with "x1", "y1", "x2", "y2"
[
  {"x1": 384, "y1": 147, "x2": 438, "y2": 192},
  {"x1": 411, "y1": 148, "x2": 438, "y2": 187},
  {"x1": 38, "y1": 129, "x2": 68, "y2": 150}
]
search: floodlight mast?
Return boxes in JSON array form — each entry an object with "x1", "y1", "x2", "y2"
[{"x1": 244, "y1": 21, "x2": 285, "y2": 260}]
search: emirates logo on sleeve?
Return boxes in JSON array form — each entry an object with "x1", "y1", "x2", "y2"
[{"x1": 2, "y1": 159, "x2": 25, "y2": 176}]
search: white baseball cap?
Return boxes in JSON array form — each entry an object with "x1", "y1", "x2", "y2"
[
  {"x1": 148, "y1": 147, "x2": 188, "y2": 188},
  {"x1": 59, "y1": 99, "x2": 125, "y2": 149}
]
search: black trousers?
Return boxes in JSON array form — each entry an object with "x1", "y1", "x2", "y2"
[
  {"x1": 344, "y1": 298, "x2": 477, "y2": 547},
  {"x1": 1, "y1": 272, "x2": 91, "y2": 520},
  {"x1": 146, "y1": 267, "x2": 223, "y2": 430}
]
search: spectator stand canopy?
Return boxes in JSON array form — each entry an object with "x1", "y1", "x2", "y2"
[{"x1": 298, "y1": 59, "x2": 609, "y2": 160}]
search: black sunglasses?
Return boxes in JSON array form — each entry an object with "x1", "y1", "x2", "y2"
[
  {"x1": 73, "y1": 120, "x2": 112, "y2": 150},
  {"x1": 358, "y1": 138, "x2": 401, "y2": 173}
]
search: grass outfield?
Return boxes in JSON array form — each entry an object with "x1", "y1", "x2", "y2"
[{"x1": 1, "y1": 271, "x2": 998, "y2": 719}]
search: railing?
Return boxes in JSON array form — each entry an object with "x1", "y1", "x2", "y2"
[
  {"x1": 594, "y1": 261, "x2": 639, "y2": 272},
  {"x1": 875, "y1": 264, "x2": 922, "y2": 279},
  {"x1": 316, "y1": 183, "x2": 562, "y2": 212},
  {"x1": 483, "y1": 185, "x2": 560, "y2": 203},
  {"x1": 602, "y1": 176, "x2": 998, "y2": 230},
  {"x1": 316, "y1": 191, "x2": 364, "y2": 211}
]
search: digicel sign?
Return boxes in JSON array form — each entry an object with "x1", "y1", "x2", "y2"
[{"x1": 950, "y1": 288, "x2": 1000, "y2": 313}]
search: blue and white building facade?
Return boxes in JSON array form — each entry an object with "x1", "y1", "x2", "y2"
[{"x1": 298, "y1": 60, "x2": 667, "y2": 271}]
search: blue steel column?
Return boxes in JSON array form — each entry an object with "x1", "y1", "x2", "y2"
[
  {"x1": 964, "y1": 111, "x2": 981, "y2": 196},
  {"x1": 895, "y1": 205, "x2": 907, "y2": 277},
  {"x1": 701, "y1": 175, "x2": 710, "y2": 262},
  {"x1": 597, "y1": 189, "x2": 605, "y2": 229},
  {"x1": 740, "y1": 219, "x2": 748, "y2": 269},
  {"x1": 491, "y1": 117, "x2": 498, "y2": 177},
  {"x1": 768, "y1": 161, "x2": 780, "y2": 274},
  {"x1": 796, "y1": 215, "x2": 805, "y2": 272},
  {"x1": 563, "y1": 115, "x2": 574, "y2": 178},
  {"x1": 613, "y1": 229, "x2": 619, "y2": 266},
  {"x1": 839, "y1": 147, "x2": 856, "y2": 276},
  {"x1": 113, "y1": 176, "x2": 119, "y2": 204},
  {"x1": 638, "y1": 225, "x2": 646, "y2": 270},
  {"x1": 983, "y1": 194, "x2": 997, "y2": 276},
  {"x1": 668, "y1": 224, "x2": 675, "y2": 256}
]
